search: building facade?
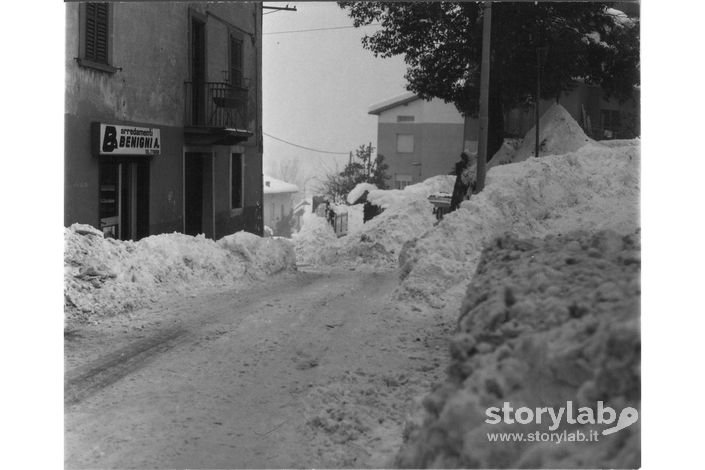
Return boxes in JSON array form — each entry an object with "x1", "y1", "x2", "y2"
[
  {"x1": 500, "y1": 82, "x2": 640, "y2": 141},
  {"x1": 263, "y1": 175, "x2": 299, "y2": 236},
  {"x1": 65, "y1": 2, "x2": 263, "y2": 240},
  {"x1": 369, "y1": 93, "x2": 475, "y2": 189}
]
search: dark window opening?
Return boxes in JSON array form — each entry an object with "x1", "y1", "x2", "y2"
[
  {"x1": 230, "y1": 35, "x2": 243, "y2": 87},
  {"x1": 600, "y1": 109, "x2": 621, "y2": 139},
  {"x1": 190, "y1": 16, "x2": 207, "y2": 125},
  {"x1": 231, "y1": 153, "x2": 243, "y2": 209}
]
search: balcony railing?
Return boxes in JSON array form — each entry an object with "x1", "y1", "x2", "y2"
[{"x1": 185, "y1": 80, "x2": 249, "y2": 129}]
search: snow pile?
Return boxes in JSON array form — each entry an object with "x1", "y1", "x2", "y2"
[
  {"x1": 490, "y1": 104, "x2": 594, "y2": 166},
  {"x1": 347, "y1": 182, "x2": 378, "y2": 205},
  {"x1": 399, "y1": 141, "x2": 639, "y2": 306},
  {"x1": 396, "y1": 230, "x2": 640, "y2": 468},
  {"x1": 64, "y1": 226, "x2": 295, "y2": 321},
  {"x1": 293, "y1": 176, "x2": 454, "y2": 266},
  {"x1": 346, "y1": 204, "x2": 364, "y2": 235},
  {"x1": 292, "y1": 210, "x2": 338, "y2": 265},
  {"x1": 336, "y1": 175, "x2": 455, "y2": 264},
  {"x1": 366, "y1": 175, "x2": 454, "y2": 209},
  {"x1": 217, "y1": 231, "x2": 296, "y2": 276}
]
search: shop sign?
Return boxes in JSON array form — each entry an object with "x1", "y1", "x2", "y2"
[{"x1": 98, "y1": 123, "x2": 161, "y2": 156}]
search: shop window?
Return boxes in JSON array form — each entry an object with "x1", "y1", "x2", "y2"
[
  {"x1": 396, "y1": 134, "x2": 414, "y2": 153},
  {"x1": 77, "y1": 3, "x2": 118, "y2": 73},
  {"x1": 231, "y1": 153, "x2": 244, "y2": 210}
]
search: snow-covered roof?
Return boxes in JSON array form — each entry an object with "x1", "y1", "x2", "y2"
[
  {"x1": 368, "y1": 92, "x2": 419, "y2": 115},
  {"x1": 263, "y1": 175, "x2": 299, "y2": 194}
]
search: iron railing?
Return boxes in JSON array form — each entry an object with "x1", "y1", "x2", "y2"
[{"x1": 185, "y1": 80, "x2": 249, "y2": 128}]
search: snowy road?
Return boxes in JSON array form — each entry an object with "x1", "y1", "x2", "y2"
[{"x1": 65, "y1": 268, "x2": 453, "y2": 468}]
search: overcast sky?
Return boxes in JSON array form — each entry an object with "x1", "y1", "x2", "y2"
[{"x1": 262, "y1": 1, "x2": 408, "y2": 189}]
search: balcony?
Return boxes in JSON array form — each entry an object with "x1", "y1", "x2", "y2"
[{"x1": 184, "y1": 80, "x2": 253, "y2": 145}]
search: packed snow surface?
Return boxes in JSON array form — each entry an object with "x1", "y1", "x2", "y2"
[{"x1": 64, "y1": 228, "x2": 296, "y2": 322}]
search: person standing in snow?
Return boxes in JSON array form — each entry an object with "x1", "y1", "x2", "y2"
[{"x1": 450, "y1": 151, "x2": 476, "y2": 211}]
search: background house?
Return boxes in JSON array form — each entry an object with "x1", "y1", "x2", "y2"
[
  {"x1": 65, "y1": 2, "x2": 263, "y2": 240},
  {"x1": 368, "y1": 93, "x2": 475, "y2": 189},
  {"x1": 263, "y1": 175, "x2": 299, "y2": 236},
  {"x1": 370, "y1": 82, "x2": 639, "y2": 190},
  {"x1": 500, "y1": 81, "x2": 640, "y2": 141}
]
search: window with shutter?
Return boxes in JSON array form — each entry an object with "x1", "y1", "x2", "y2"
[
  {"x1": 229, "y1": 35, "x2": 243, "y2": 87},
  {"x1": 78, "y1": 3, "x2": 117, "y2": 73}
]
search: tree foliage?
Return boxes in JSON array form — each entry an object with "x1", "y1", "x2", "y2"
[
  {"x1": 317, "y1": 143, "x2": 390, "y2": 202},
  {"x1": 339, "y1": 1, "x2": 640, "y2": 158}
]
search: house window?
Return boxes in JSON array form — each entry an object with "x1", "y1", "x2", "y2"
[
  {"x1": 600, "y1": 109, "x2": 621, "y2": 139},
  {"x1": 231, "y1": 153, "x2": 244, "y2": 210},
  {"x1": 396, "y1": 134, "x2": 414, "y2": 153},
  {"x1": 397, "y1": 115, "x2": 415, "y2": 123},
  {"x1": 229, "y1": 34, "x2": 244, "y2": 87},
  {"x1": 395, "y1": 174, "x2": 412, "y2": 190},
  {"x1": 78, "y1": 3, "x2": 118, "y2": 73}
]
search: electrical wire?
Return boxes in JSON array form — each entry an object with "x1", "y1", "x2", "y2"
[
  {"x1": 264, "y1": 23, "x2": 380, "y2": 35},
  {"x1": 263, "y1": 132, "x2": 350, "y2": 155}
]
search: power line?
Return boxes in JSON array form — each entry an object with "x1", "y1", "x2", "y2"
[
  {"x1": 264, "y1": 23, "x2": 380, "y2": 35},
  {"x1": 263, "y1": 132, "x2": 350, "y2": 155}
]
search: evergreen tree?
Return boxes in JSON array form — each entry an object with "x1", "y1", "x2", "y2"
[{"x1": 319, "y1": 143, "x2": 390, "y2": 202}]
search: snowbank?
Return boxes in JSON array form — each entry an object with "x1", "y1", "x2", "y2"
[
  {"x1": 347, "y1": 182, "x2": 378, "y2": 205},
  {"x1": 294, "y1": 176, "x2": 455, "y2": 267},
  {"x1": 490, "y1": 104, "x2": 595, "y2": 166},
  {"x1": 399, "y1": 141, "x2": 639, "y2": 306},
  {"x1": 396, "y1": 230, "x2": 640, "y2": 468},
  {"x1": 64, "y1": 227, "x2": 295, "y2": 322},
  {"x1": 217, "y1": 231, "x2": 296, "y2": 276},
  {"x1": 292, "y1": 210, "x2": 338, "y2": 265},
  {"x1": 366, "y1": 175, "x2": 454, "y2": 209}
]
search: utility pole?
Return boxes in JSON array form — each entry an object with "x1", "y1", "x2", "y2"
[
  {"x1": 535, "y1": 45, "x2": 549, "y2": 158},
  {"x1": 476, "y1": 1, "x2": 491, "y2": 192},
  {"x1": 535, "y1": 47, "x2": 541, "y2": 158}
]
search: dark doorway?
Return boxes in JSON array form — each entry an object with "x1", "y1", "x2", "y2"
[
  {"x1": 99, "y1": 160, "x2": 149, "y2": 240},
  {"x1": 184, "y1": 152, "x2": 214, "y2": 238}
]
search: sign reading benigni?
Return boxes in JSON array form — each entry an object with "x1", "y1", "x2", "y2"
[{"x1": 99, "y1": 124, "x2": 161, "y2": 156}]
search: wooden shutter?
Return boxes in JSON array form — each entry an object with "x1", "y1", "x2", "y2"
[
  {"x1": 230, "y1": 36, "x2": 243, "y2": 87},
  {"x1": 85, "y1": 3, "x2": 109, "y2": 64}
]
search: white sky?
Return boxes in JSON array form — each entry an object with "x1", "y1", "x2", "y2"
[{"x1": 262, "y1": 2, "x2": 408, "y2": 186}]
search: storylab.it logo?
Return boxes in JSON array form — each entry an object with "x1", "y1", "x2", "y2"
[{"x1": 485, "y1": 401, "x2": 639, "y2": 436}]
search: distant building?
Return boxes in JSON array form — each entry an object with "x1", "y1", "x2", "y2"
[
  {"x1": 502, "y1": 81, "x2": 640, "y2": 141},
  {"x1": 368, "y1": 93, "x2": 476, "y2": 189},
  {"x1": 370, "y1": 82, "x2": 639, "y2": 188},
  {"x1": 263, "y1": 175, "x2": 299, "y2": 235},
  {"x1": 65, "y1": 2, "x2": 263, "y2": 240}
]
